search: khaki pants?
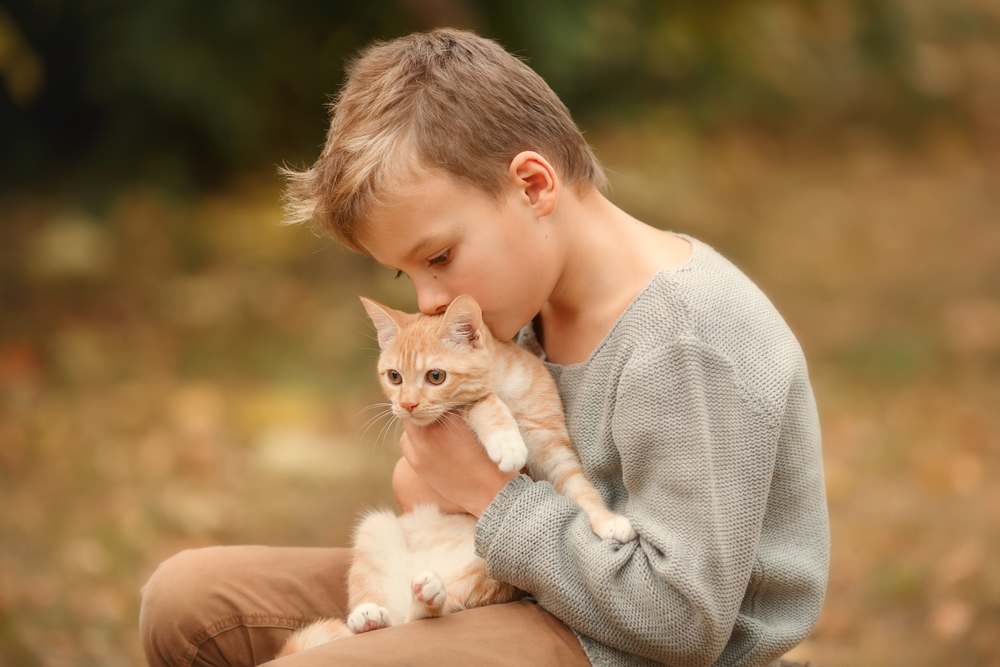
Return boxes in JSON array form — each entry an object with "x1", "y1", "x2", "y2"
[{"x1": 139, "y1": 545, "x2": 592, "y2": 667}]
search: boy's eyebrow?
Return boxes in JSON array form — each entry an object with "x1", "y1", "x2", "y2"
[{"x1": 405, "y1": 235, "x2": 445, "y2": 260}]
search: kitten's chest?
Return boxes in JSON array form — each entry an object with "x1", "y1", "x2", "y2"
[{"x1": 493, "y1": 362, "x2": 532, "y2": 405}]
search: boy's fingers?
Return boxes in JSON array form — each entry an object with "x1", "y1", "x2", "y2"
[
  {"x1": 400, "y1": 421, "x2": 424, "y2": 451},
  {"x1": 399, "y1": 424, "x2": 439, "y2": 467},
  {"x1": 397, "y1": 431, "x2": 418, "y2": 464}
]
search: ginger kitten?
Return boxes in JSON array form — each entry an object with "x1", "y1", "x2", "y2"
[{"x1": 279, "y1": 295, "x2": 635, "y2": 656}]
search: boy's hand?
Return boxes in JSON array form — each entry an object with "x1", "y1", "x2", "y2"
[
  {"x1": 391, "y1": 457, "x2": 467, "y2": 514},
  {"x1": 399, "y1": 414, "x2": 519, "y2": 518}
]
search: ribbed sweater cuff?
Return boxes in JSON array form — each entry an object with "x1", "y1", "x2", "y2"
[{"x1": 474, "y1": 473, "x2": 533, "y2": 558}]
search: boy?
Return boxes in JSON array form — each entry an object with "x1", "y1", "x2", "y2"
[{"x1": 140, "y1": 29, "x2": 828, "y2": 667}]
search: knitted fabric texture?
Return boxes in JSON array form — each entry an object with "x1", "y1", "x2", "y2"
[{"x1": 474, "y1": 235, "x2": 830, "y2": 667}]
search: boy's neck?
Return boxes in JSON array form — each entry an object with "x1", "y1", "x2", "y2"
[{"x1": 538, "y1": 187, "x2": 691, "y2": 365}]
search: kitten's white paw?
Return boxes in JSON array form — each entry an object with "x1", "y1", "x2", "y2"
[
  {"x1": 411, "y1": 570, "x2": 446, "y2": 613},
  {"x1": 483, "y1": 432, "x2": 528, "y2": 473},
  {"x1": 346, "y1": 603, "x2": 392, "y2": 634},
  {"x1": 594, "y1": 514, "x2": 637, "y2": 542}
]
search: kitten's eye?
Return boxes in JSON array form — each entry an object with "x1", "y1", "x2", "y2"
[
  {"x1": 426, "y1": 369, "x2": 446, "y2": 385},
  {"x1": 386, "y1": 370, "x2": 402, "y2": 385}
]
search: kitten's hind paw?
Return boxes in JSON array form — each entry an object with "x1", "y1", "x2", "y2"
[
  {"x1": 347, "y1": 603, "x2": 392, "y2": 634},
  {"x1": 411, "y1": 570, "x2": 446, "y2": 615},
  {"x1": 594, "y1": 514, "x2": 638, "y2": 542}
]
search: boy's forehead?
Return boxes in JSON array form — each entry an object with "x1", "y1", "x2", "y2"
[
  {"x1": 360, "y1": 170, "x2": 499, "y2": 261},
  {"x1": 359, "y1": 211, "x2": 450, "y2": 266}
]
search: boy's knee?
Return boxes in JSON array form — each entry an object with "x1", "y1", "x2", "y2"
[{"x1": 140, "y1": 547, "x2": 229, "y2": 667}]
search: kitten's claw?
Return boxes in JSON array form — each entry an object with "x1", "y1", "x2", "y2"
[
  {"x1": 411, "y1": 570, "x2": 446, "y2": 613},
  {"x1": 347, "y1": 603, "x2": 392, "y2": 634},
  {"x1": 594, "y1": 515, "x2": 637, "y2": 542},
  {"x1": 483, "y1": 432, "x2": 528, "y2": 473}
]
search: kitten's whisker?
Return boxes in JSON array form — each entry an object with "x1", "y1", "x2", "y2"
[
  {"x1": 368, "y1": 415, "x2": 392, "y2": 460},
  {"x1": 438, "y1": 411, "x2": 476, "y2": 447},
  {"x1": 356, "y1": 402, "x2": 392, "y2": 416},
  {"x1": 381, "y1": 418, "x2": 403, "y2": 459},
  {"x1": 374, "y1": 416, "x2": 393, "y2": 450},
  {"x1": 356, "y1": 409, "x2": 394, "y2": 445},
  {"x1": 390, "y1": 420, "x2": 403, "y2": 454},
  {"x1": 379, "y1": 418, "x2": 402, "y2": 459},
  {"x1": 360, "y1": 416, "x2": 390, "y2": 464},
  {"x1": 356, "y1": 407, "x2": 393, "y2": 434},
  {"x1": 373, "y1": 415, "x2": 397, "y2": 462},
  {"x1": 357, "y1": 328, "x2": 380, "y2": 345},
  {"x1": 374, "y1": 411, "x2": 400, "y2": 454}
]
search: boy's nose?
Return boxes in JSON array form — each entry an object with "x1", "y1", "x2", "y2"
[{"x1": 416, "y1": 287, "x2": 451, "y2": 315}]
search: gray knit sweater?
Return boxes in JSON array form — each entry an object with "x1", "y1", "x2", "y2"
[{"x1": 474, "y1": 235, "x2": 829, "y2": 667}]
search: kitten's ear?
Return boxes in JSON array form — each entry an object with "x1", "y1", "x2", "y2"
[
  {"x1": 360, "y1": 297, "x2": 401, "y2": 348},
  {"x1": 441, "y1": 295, "x2": 484, "y2": 347}
]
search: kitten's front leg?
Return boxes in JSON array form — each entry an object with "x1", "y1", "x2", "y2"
[
  {"x1": 466, "y1": 394, "x2": 528, "y2": 473},
  {"x1": 527, "y1": 429, "x2": 637, "y2": 542}
]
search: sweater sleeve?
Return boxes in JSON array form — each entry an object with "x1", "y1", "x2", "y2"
[{"x1": 474, "y1": 339, "x2": 781, "y2": 666}]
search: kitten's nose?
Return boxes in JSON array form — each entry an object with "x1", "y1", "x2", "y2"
[{"x1": 401, "y1": 401, "x2": 419, "y2": 413}]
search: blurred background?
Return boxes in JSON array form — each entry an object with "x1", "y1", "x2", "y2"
[{"x1": 1, "y1": 0, "x2": 998, "y2": 665}]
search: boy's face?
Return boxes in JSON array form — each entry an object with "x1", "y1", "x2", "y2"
[{"x1": 359, "y1": 169, "x2": 562, "y2": 342}]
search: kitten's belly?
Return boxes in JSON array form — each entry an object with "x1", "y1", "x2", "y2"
[
  {"x1": 399, "y1": 507, "x2": 480, "y2": 579},
  {"x1": 360, "y1": 505, "x2": 481, "y2": 622}
]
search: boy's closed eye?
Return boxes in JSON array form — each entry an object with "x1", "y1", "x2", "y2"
[
  {"x1": 428, "y1": 250, "x2": 451, "y2": 268},
  {"x1": 390, "y1": 249, "x2": 450, "y2": 279}
]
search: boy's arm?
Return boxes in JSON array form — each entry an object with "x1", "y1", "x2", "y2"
[{"x1": 474, "y1": 340, "x2": 827, "y2": 665}]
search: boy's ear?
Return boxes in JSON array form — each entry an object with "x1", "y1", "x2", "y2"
[
  {"x1": 441, "y1": 295, "x2": 484, "y2": 348},
  {"x1": 360, "y1": 297, "x2": 401, "y2": 348},
  {"x1": 509, "y1": 151, "x2": 558, "y2": 216}
]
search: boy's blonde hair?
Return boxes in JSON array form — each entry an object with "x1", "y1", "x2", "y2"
[{"x1": 282, "y1": 28, "x2": 607, "y2": 254}]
